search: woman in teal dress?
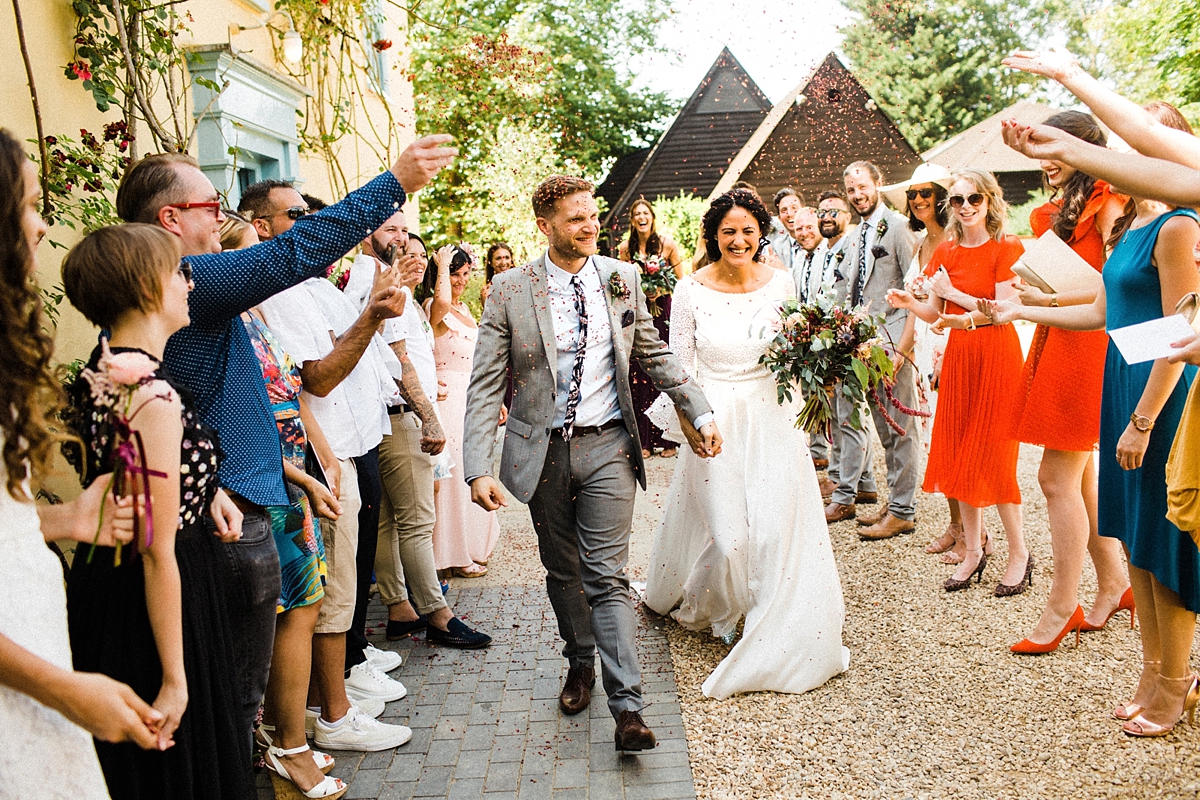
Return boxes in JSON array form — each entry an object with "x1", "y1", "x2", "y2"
[{"x1": 985, "y1": 196, "x2": 1200, "y2": 737}]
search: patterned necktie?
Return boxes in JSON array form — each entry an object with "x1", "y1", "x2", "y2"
[
  {"x1": 801, "y1": 251, "x2": 815, "y2": 303},
  {"x1": 852, "y1": 221, "x2": 870, "y2": 307},
  {"x1": 562, "y1": 274, "x2": 588, "y2": 440}
]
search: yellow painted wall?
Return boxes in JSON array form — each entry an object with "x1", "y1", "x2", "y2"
[{"x1": 0, "y1": 0, "x2": 416, "y2": 367}]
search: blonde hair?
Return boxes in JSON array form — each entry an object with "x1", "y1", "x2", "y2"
[
  {"x1": 946, "y1": 169, "x2": 1007, "y2": 243},
  {"x1": 219, "y1": 210, "x2": 255, "y2": 251},
  {"x1": 62, "y1": 223, "x2": 180, "y2": 329}
]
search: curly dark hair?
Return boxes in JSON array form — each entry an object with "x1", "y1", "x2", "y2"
[
  {"x1": 701, "y1": 189, "x2": 773, "y2": 263},
  {"x1": 1042, "y1": 111, "x2": 1106, "y2": 242},
  {"x1": 485, "y1": 242, "x2": 512, "y2": 283},
  {"x1": 907, "y1": 184, "x2": 949, "y2": 232},
  {"x1": 0, "y1": 128, "x2": 67, "y2": 500}
]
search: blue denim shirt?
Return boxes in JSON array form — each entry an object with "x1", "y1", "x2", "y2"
[{"x1": 163, "y1": 171, "x2": 407, "y2": 506}]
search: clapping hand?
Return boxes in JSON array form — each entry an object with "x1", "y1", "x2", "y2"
[
  {"x1": 1002, "y1": 49, "x2": 1082, "y2": 83},
  {"x1": 978, "y1": 297, "x2": 1022, "y2": 325},
  {"x1": 366, "y1": 259, "x2": 407, "y2": 322},
  {"x1": 390, "y1": 135, "x2": 458, "y2": 194}
]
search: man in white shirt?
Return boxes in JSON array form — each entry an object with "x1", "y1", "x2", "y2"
[
  {"x1": 768, "y1": 188, "x2": 804, "y2": 270},
  {"x1": 251, "y1": 182, "x2": 413, "y2": 752},
  {"x1": 344, "y1": 213, "x2": 492, "y2": 650},
  {"x1": 461, "y1": 176, "x2": 719, "y2": 751}
]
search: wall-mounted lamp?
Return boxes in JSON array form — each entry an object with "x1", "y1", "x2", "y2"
[{"x1": 229, "y1": 10, "x2": 303, "y2": 65}]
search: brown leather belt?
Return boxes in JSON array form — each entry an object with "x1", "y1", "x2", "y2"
[{"x1": 551, "y1": 418, "x2": 624, "y2": 438}]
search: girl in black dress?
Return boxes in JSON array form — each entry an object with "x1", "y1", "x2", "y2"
[{"x1": 62, "y1": 223, "x2": 252, "y2": 799}]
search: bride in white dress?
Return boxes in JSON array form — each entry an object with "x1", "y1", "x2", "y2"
[{"x1": 645, "y1": 189, "x2": 850, "y2": 700}]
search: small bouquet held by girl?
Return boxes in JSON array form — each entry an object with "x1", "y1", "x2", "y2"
[
  {"x1": 761, "y1": 292, "x2": 925, "y2": 436},
  {"x1": 634, "y1": 254, "x2": 676, "y2": 314}
]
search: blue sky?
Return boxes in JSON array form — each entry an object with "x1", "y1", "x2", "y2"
[{"x1": 630, "y1": 0, "x2": 848, "y2": 103}]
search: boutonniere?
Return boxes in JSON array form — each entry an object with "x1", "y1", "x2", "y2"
[
  {"x1": 607, "y1": 270, "x2": 631, "y2": 301},
  {"x1": 835, "y1": 248, "x2": 847, "y2": 264},
  {"x1": 876, "y1": 217, "x2": 889, "y2": 237}
]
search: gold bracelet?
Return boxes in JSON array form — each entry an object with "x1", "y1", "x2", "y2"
[
  {"x1": 966, "y1": 314, "x2": 977, "y2": 331},
  {"x1": 1050, "y1": 293, "x2": 1059, "y2": 307}
]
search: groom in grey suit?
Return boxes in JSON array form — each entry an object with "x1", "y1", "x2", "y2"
[
  {"x1": 825, "y1": 160, "x2": 920, "y2": 539},
  {"x1": 462, "y1": 176, "x2": 721, "y2": 750}
]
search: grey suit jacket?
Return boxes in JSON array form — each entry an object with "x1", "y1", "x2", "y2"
[
  {"x1": 837, "y1": 208, "x2": 916, "y2": 344},
  {"x1": 462, "y1": 253, "x2": 712, "y2": 504}
]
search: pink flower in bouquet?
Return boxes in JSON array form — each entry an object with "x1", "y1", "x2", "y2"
[
  {"x1": 645, "y1": 262, "x2": 659, "y2": 274},
  {"x1": 107, "y1": 351, "x2": 158, "y2": 385}
]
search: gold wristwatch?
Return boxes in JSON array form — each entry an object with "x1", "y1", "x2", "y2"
[{"x1": 1130, "y1": 412, "x2": 1154, "y2": 432}]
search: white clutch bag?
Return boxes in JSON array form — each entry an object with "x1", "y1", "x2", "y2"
[{"x1": 1011, "y1": 230, "x2": 1102, "y2": 295}]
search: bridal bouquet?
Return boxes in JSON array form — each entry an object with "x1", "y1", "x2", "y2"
[
  {"x1": 761, "y1": 293, "x2": 919, "y2": 436},
  {"x1": 635, "y1": 254, "x2": 676, "y2": 315},
  {"x1": 77, "y1": 340, "x2": 170, "y2": 565}
]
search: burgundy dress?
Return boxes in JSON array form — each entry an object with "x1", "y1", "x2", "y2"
[{"x1": 631, "y1": 294, "x2": 672, "y2": 452}]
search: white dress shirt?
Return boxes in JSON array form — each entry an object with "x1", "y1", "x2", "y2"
[
  {"x1": 545, "y1": 255, "x2": 622, "y2": 429},
  {"x1": 258, "y1": 278, "x2": 400, "y2": 459},
  {"x1": 810, "y1": 234, "x2": 853, "y2": 300}
]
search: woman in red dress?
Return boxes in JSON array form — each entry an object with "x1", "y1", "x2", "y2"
[
  {"x1": 889, "y1": 170, "x2": 1030, "y2": 594},
  {"x1": 1008, "y1": 111, "x2": 1133, "y2": 654}
]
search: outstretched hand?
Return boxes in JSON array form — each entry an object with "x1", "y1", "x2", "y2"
[
  {"x1": 1002, "y1": 120, "x2": 1072, "y2": 162},
  {"x1": 886, "y1": 288, "x2": 915, "y2": 309},
  {"x1": 390, "y1": 135, "x2": 457, "y2": 194},
  {"x1": 1002, "y1": 49, "x2": 1083, "y2": 83}
]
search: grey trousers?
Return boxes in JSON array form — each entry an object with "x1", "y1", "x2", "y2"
[
  {"x1": 527, "y1": 426, "x2": 643, "y2": 719},
  {"x1": 833, "y1": 361, "x2": 921, "y2": 520},
  {"x1": 827, "y1": 401, "x2": 877, "y2": 493}
]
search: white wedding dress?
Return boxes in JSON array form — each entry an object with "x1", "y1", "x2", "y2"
[{"x1": 645, "y1": 271, "x2": 850, "y2": 699}]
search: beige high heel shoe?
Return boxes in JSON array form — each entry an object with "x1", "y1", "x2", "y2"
[
  {"x1": 1122, "y1": 674, "x2": 1200, "y2": 737},
  {"x1": 1113, "y1": 660, "x2": 1161, "y2": 721}
]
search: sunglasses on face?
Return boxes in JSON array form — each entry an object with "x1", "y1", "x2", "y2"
[
  {"x1": 177, "y1": 260, "x2": 193, "y2": 282},
  {"x1": 817, "y1": 209, "x2": 843, "y2": 219},
  {"x1": 274, "y1": 206, "x2": 309, "y2": 220},
  {"x1": 948, "y1": 193, "x2": 985, "y2": 208},
  {"x1": 906, "y1": 188, "x2": 935, "y2": 200},
  {"x1": 169, "y1": 201, "x2": 222, "y2": 217}
]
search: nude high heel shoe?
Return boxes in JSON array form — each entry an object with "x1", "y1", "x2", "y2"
[
  {"x1": 1122, "y1": 674, "x2": 1200, "y2": 737},
  {"x1": 1113, "y1": 661, "x2": 1160, "y2": 721}
]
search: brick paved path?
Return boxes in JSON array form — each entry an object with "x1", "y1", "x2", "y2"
[{"x1": 258, "y1": 585, "x2": 696, "y2": 800}]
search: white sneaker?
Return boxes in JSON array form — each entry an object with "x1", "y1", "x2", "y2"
[
  {"x1": 304, "y1": 696, "x2": 384, "y2": 737},
  {"x1": 314, "y1": 706, "x2": 413, "y2": 751},
  {"x1": 345, "y1": 660, "x2": 408, "y2": 703},
  {"x1": 364, "y1": 643, "x2": 402, "y2": 673}
]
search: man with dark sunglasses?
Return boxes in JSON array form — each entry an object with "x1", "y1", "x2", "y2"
[{"x1": 239, "y1": 179, "x2": 311, "y2": 239}]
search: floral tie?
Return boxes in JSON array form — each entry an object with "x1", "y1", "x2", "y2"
[
  {"x1": 562, "y1": 275, "x2": 588, "y2": 441},
  {"x1": 852, "y1": 221, "x2": 870, "y2": 308}
]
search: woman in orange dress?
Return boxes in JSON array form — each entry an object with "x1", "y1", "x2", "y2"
[
  {"x1": 888, "y1": 169, "x2": 1029, "y2": 594},
  {"x1": 1008, "y1": 111, "x2": 1133, "y2": 654}
]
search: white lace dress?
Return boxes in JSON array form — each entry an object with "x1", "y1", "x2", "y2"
[
  {"x1": 0, "y1": 435, "x2": 110, "y2": 798},
  {"x1": 645, "y1": 272, "x2": 850, "y2": 699}
]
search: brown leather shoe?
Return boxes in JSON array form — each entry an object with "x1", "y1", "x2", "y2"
[
  {"x1": 824, "y1": 502, "x2": 856, "y2": 523},
  {"x1": 614, "y1": 710, "x2": 657, "y2": 751},
  {"x1": 559, "y1": 666, "x2": 595, "y2": 715},
  {"x1": 812, "y1": 457, "x2": 829, "y2": 470},
  {"x1": 818, "y1": 477, "x2": 838, "y2": 498},
  {"x1": 855, "y1": 490, "x2": 878, "y2": 504},
  {"x1": 856, "y1": 505, "x2": 889, "y2": 527},
  {"x1": 859, "y1": 514, "x2": 917, "y2": 540}
]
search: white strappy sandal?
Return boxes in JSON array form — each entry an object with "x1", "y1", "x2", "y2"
[
  {"x1": 256, "y1": 723, "x2": 335, "y2": 773},
  {"x1": 265, "y1": 743, "x2": 348, "y2": 799}
]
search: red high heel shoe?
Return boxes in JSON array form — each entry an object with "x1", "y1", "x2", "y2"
[
  {"x1": 1010, "y1": 606, "x2": 1085, "y2": 655},
  {"x1": 1079, "y1": 587, "x2": 1135, "y2": 632}
]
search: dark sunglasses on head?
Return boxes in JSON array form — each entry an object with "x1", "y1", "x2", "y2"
[
  {"x1": 948, "y1": 193, "x2": 985, "y2": 208},
  {"x1": 177, "y1": 260, "x2": 193, "y2": 282},
  {"x1": 906, "y1": 188, "x2": 935, "y2": 200},
  {"x1": 817, "y1": 209, "x2": 843, "y2": 219},
  {"x1": 277, "y1": 205, "x2": 309, "y2": 220}
]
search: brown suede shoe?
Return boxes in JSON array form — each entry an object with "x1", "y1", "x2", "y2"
[
  {"x1": 614, "y1": 710, "x2": 657, "y2": 751},
  {"x1": 824, "y1": 502, "x2": 856, "y2": 523},
  {"x1": 559, "y1": 666, "x2": 595, "y2": 715},
  {"x1": 818, "y1": 477, "x2": 838, "y2": 498},
  {"x1": 855, "y1": 490, "x2": 878, "y2": 504},
  {"x1": 856, "y1": 505, "x2": 889, "y2": 527},
  {"x1": 859, "y1": 514, "x2": 917, "y2": 540},
  {"x1": 812, "y1": 457, "x2": 829, "y2": 470}
]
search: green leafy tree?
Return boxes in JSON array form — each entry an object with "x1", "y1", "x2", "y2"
[
  {"x1": 411, "y1": 0, "x2": 675, "y2": 240},
  {"x1": 651, "y1": 192, "x2": 707, "y2": 263},
  {"x1": 839, "y1": 0, "x2": 1053, "y2": 151}
]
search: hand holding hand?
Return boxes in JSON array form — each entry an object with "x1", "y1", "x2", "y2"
[
  {"x1": 208, "y1": 489, "x2": 243, "y2": 543},
  {"x1": 470, "y1": 476, "x2": 507, "y2": 511},
  {"x1": 978, "y1": 298, "x2": 1022, "y2": 325},
  {"x1": 390, "y1": 134, "x2": 457, "y2": 194},
  {"x1": 1116, "y1": 422, "x2": 1151, "y2": 470},
  {"x1": 1002, "y1": 49, "x2": 1083, "y2": 83},
  {"x1": 151, "y1": 681, "x2": 187, "y2": 751},
  {"x1": 60, "y1": 671, "x2": 164, "y2": 749}
]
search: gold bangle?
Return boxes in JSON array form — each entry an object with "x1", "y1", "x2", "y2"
[
  {"x1": 966, "y1": 314, "x2": 977, "y2": 331},
  {"x1": 1050, "y1": 293, "x2": 1059, "y2": 307}
]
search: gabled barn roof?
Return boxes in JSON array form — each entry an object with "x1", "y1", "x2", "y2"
[
  {"x1": 923, "y1": 99, "x2": 1054, "y2": 174},
  {"x1": 601, "y1": 47, "x2": 772, "y2": 233},
  {"x1": 708, "y1": 52, "x2": 921, "y2": 204}
]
